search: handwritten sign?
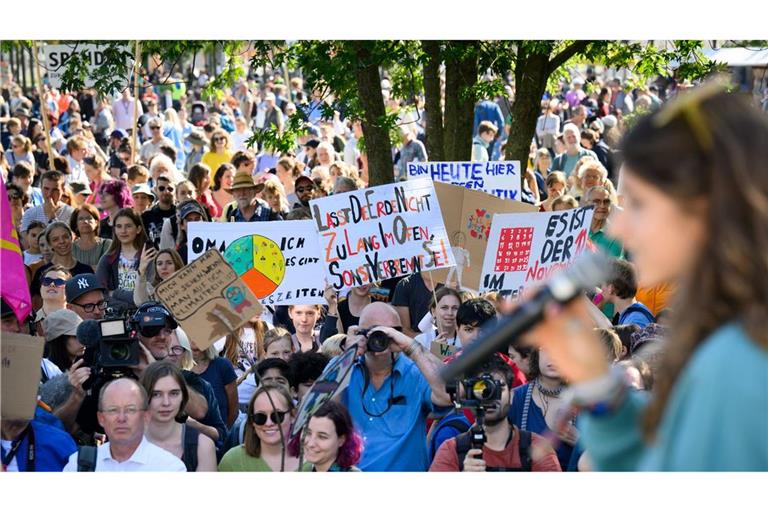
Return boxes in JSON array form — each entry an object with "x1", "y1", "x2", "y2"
[
  {"x1": 1, "y1": 332, "x2": 45, "y2": 420},
  {"x1": 431, "y1": 182, "x2": 537, "y2": 292},
  {"x1": 155, "y1": 250, "x2": 262, "y2": 350},
  {"x1": 431, "y1": 341, "x2": 459, "y2": 358},
  {"x1": 310, "y1": 179, "x2": 454, "y2": 290},
  {"x1": 187, "y1": 221, "x2": 326, "y2": 306},
  {"x1": 407, "y1": 161, "x2": 522, "y2": 201},
  {"x1": 479, "y1": 207, "x2": 594, "y2": 298}
]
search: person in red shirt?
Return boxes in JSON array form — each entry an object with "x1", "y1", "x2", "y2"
[{"x1": 430, "y1": 354, "x2": 560, "y2": 472}]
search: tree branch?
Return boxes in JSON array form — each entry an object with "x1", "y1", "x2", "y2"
[{"x1": 547, "y1": 40, "x2": 592, "y2": 74}]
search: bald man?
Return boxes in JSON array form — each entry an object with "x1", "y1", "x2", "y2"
[
  {"x1": 338, "y1": 302, "x2": 452, "y2": 471},
  {"x1": 63, "y1": 378, "x2": 185, "y2": 471}
]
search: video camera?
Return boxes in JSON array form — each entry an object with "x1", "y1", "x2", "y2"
[{"x1": 79, "y1": 310, "x2": 141, "y2": 372}]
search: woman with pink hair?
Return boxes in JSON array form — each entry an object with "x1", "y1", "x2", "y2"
[
  {"x1": 290, "y1": 401, "x2": 363, "y2": 471},
  {"x1": 97, "y1": 179, "x2": 134, "y2": 239}
]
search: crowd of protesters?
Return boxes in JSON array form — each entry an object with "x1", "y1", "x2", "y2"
[{"x1": 1, "y1": 61, "x2": 767, "y2": 473}]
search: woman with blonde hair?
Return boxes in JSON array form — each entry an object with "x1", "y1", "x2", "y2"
[
  {"x1": 261, "y1": 179, "x2": 290, "y2": 215},
  {"x1": 4, "y1": 134, "x2": 35, "y2": 167},
  {"x1": 201, "y1": 128, "x2": 233, "y2": 181},
  {"x1": 133, "y1": 247, "x2": 185, "y2": 304},
  {"x1": 539, "y1": 171, "x2": 567, "y2": 212}
]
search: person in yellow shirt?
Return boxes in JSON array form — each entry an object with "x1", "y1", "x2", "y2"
[{"x1": 201, "y1": 128, "x2": 233, "y2": 181}]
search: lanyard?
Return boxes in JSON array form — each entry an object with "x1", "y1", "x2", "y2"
[{"x1": 1, "y1": 424, "x2": 35, "y2": 472}]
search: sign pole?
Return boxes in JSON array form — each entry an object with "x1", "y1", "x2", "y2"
[
  {"x1": 131, "y1": 40, "x2": 141, "y2": 165},
  {"x1": 31, "y1": 41, "x2": 55, "y2": 168}
]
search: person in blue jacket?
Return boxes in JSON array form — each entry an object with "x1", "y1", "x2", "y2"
[{"x1": 520, "y1": 86, "x2": 768, "y2": 471}]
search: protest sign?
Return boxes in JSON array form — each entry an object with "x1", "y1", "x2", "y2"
[
  {"x1": 155, "y1": 250, "x2": 262, "y2": 350},
  {"x1": 431, "y1": 341, "x2": 459, "y2": 359},
  {"x1": 431, "y1": 182, "x2": 537, "y2": 292},
  {"x1": 1, "y1": 333, "x2": 45, "y2": 420},
  {"x1": 407, "y1": 161, "x2": 522, "y2": 201},
  {"x1": 187, "y1": 221, "x2": 326, "y2": 306},
  {"x1": 479, "y1": 206, "x2": 594, "y2": 298},
  {"x1": 42, "y1": 44, "x2": 130, "y2": 89},
  {"x1": 310, "y1": 178, "x2": 454, "y2": 291}
]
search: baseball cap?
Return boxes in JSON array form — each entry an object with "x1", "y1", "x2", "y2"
[
  {"x1": 132, "y1": 183, "x2": 156, "y2": 200},
  {"x1": 178, "y1": 200, "x2": 207, "y2": 220},
  {"x1": 43, "y1": 309, "x2": 83, "y2": 341},
  {"x1": 133, "y1": 302, "x2": 178, "y2": 332},
  {"x1": 295, "y1": 175, "x2": 314, "y2": 188},
  {"x1": 65, "y1": 273, "x2": 107, "y2": 303},
  {"x1": 304, "y1": 139, "x2": 320, "y2": 149},
  {"x1": 70, "y1": 182, "x2": 92, "y2": 196},
  {"x1": 110, "y1": 128, "x2": 128, "y2": 140}
]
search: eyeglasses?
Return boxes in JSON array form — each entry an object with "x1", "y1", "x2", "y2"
[
  {"x1": 213, "y1": 137, "x2": 225, "y2": 142},
  {"x1": 139, "y1": 326, "x2": 173, "y2": 338},
  {"x1": 591, "y1": 199, "x2": 612, "y2": 206},
  {"x1": 249, "y1": 410, "x2": 289, "y2": 425},
  {"x1": 150, "y1": 126, "x2": 161, "y2": 131},
  {"x1": 73, "y1": 300, "x2": 108, "y2": 312},
  {"x1": 296, "y1": 186, "x2": 315, "y2": 193},
  {"x1": 101, "y1": 406, "x2": 145, "y2": 417},
  {"x1": 157, "y1": 186, "x2": 174, "y2": 193},
  {"x1": 168, "y1": 346, "x2": 185, "y2": 356},
  {"x1": 41, "y1": 277, "x2": 66, "y2": 287}
]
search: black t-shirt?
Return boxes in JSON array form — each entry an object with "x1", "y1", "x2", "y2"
[
  {"x1": 98, "y1": 217, "x2": 112, "y2": 240},
  {"x1": 141, "y1": 205, "x2": 177, "y2": 248},
  {"x1": 391, "y1": 273, "x2": 441, "y2": 332}
]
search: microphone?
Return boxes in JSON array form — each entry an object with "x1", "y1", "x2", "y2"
[
  {"x1": 77, "y1": 319, "x2": 101, "y2": 349},
  {"x1": 440, "y1": 251, "x2": 611, "y2": 383}
]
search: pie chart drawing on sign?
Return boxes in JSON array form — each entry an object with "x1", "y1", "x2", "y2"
[{"x1": 223, "y1": 235, "x2": 286, "y2": 298}]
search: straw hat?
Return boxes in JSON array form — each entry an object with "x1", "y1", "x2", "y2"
[{"x1": 227, "y1": 171, "x2": 265, "y2": 193}]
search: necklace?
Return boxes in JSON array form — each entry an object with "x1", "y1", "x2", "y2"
[{"x1": 535, "y1": 378, "x2": 563, "y2": 398}]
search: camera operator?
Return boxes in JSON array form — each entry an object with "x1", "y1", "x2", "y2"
[
  {"x1": 340, "y1": 302, "x2": 452, "y2": 471},
  {"x1": 429, "y1": 354, "x2": 561, "y2": 472}
]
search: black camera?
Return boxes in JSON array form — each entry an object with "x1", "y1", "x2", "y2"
[
  {"x1": 79, "y1": 314, "x2": 141, "y2": 371},
  {"x1": 446, "y1": 374, "x2": 503, "y2": 407},
  {"x1": 357, "y1": 327, "x2": 393, "y2": 353}
]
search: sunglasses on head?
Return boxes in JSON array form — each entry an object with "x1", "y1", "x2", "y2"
[
  {"x1": 42, "y1": 277, "x2": 66, "y2": 287},
  {"x1": 157, "y1": 186, "x2": 174, "y2": 193},
  {"x1": 249, "y1": 410, "x2": 289, "y2": 425}
]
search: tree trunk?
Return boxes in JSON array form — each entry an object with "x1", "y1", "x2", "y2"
[
  {"x1": 352, "y1": 41, "x2": 393, "y2": 186},
  {"x1": 422, "y1": 40, "x2": 444, "y2": 162},
  {"x1": 505, "y1": 46, "x2": 552, "y2": 177},
  {"x1": 443, "y1": 41, "x2": 478, "y2": 161}
]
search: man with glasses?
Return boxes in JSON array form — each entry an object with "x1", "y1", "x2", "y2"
[
  {"x1": 586, "y1": 185, "x2": 624, "y2": 259},
  {"x1": 292, "y1": 175, "x2": 316, "y2": 210},
  {"x1": 141, "y1": 174, "x2": 177, "y2": 248},
  {"x1": 63, "y1": 378, "x2": 185, "y2": 471},
  {"x1": 139, "y1": 119, "x2": 172, "y2": 164},
  {"x1": 340, "y1": 302, "x2": 453, "y2": 471},
  {"x1": 65, "y1": 273, "x2": 108, "y2": 321},
  {"x1": 224, "y1": 171, "x2": 281, "y2": 222}
]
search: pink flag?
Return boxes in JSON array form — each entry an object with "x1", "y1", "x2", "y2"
[{"x1": 0, "y1": 177, "x2": 32, "y2": 324}]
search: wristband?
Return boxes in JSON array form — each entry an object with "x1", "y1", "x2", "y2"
[{"x1": 404, "y1": 339, "x2": 421, "y2": 358}]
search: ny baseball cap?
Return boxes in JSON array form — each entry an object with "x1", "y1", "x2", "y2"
[{"x1": 65, "y1": 274, "x2": 107, "y2": 303}]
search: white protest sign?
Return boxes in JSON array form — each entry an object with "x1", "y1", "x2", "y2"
[
  {"x1": 479, "y1": 206, "x2": 594, "y2": 298},
  {"x1": 310, "y1": 178, "x2": 455, "y2": 291},
  {"x1": 407, "y1": 161, "x2": 522, "y2": 201},
  {"x1": 43, "y1": 44, "x2": 130, "y2": 89},
  {"x1": 187, "y1": 221, "x2": 326, "y2": 305}
]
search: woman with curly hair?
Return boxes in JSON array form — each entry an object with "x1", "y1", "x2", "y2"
[{"x1": 290, "y1": 401, "x2": 363, "y2": 471}]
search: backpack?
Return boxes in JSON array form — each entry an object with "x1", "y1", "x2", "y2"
[
  {"x1": 182, "y1": 424, "x2": 200, "y2": 472},
  {"x1": 455, "y1": 428, "x2": 532, "y2": 472},
  {"x1": 619, "y1": 303, "x2": 656, "y2": 326},
  {"x1": 427, "y1": 414, "x2": 471, "y2": 463},
  {"x1": 76, "y1": 445, "x2": 97, "y2": 472}
]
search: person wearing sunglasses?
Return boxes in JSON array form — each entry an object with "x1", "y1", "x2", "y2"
[
  {"x1": 34, "y1": 266, "x2": 72, "y2": 335},
  {"x1": 141, "y1": 174, "x2": 177, "y2": 249},
  {"x1": 292, "y1": 175, "x2": 316, "y2": 209},
  {"x1": 201, "y1": 128, "x2": 233, "y2": 182},
  {"x1": 139, "y1": 119, "x2": 173, "y2": 164},
  {"x1": 140, "y1": 361, "x2": 218, "y2": 471},
  {"x1": 219, "y1": 384, "x2": 309, "y2": 472}
]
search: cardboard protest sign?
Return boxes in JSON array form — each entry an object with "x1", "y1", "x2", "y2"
[
  {"x1": 310, "y1": 178, "x2": 454, "y2": 291},
  {"x1": 1, "y1": 333, "x2": 45, "y2": 420},
  {"x1": 407, "y1": 161, "x2": 522, "y2": 201},
  {"x1": 187, "y1": 221, "x2": 326, "y2": 305},
  {"x1": 155, "y1": 250, "x2": 263, "y2": 350},
  {"x1": 479, "y1": 206, "x2": 594, "y2": 298},
  {"x1": 43, "y1": 44, "x2": 131, "y2": 90},
  {"x1": 431, "y1": 341, "x2": 459, "y2": 359},
  {"x1": 431, "y1": 182, "x2": 537, "y2": 292}
]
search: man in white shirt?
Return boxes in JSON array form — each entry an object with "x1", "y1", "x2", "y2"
[
  {"x1": 63, "y1": 378, "x2": 185, "y2": 471},
  {"x1": 112, "y1": 89, "x2": 143, "y2": 132}
]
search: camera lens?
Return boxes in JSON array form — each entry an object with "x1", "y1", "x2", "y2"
[
  {"x1": 109, "y1": 342, "x2": 131, "y2": 362},
  {"x1": 366, "y1": 330, "x2": 391, "y2": 353},
  {"x1": 471, "y1": 378, "x2": 496, "y2": 401}
]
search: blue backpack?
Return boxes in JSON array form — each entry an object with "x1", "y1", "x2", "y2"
[{"x1": 427, "y1": 412, "x2": 472, "y2": 463}]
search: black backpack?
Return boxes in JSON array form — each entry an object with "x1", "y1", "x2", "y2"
[{"x1": 455, "y1": 428, "x2": 532, "y2": 472}]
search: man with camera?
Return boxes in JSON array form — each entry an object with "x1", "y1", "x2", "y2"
[
  {"x1": 429, "y1": 354, "x2": 561, "y2": 472},
  {"x1": 340, "y1": 302, "x2": 453, "y2": 471}
]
